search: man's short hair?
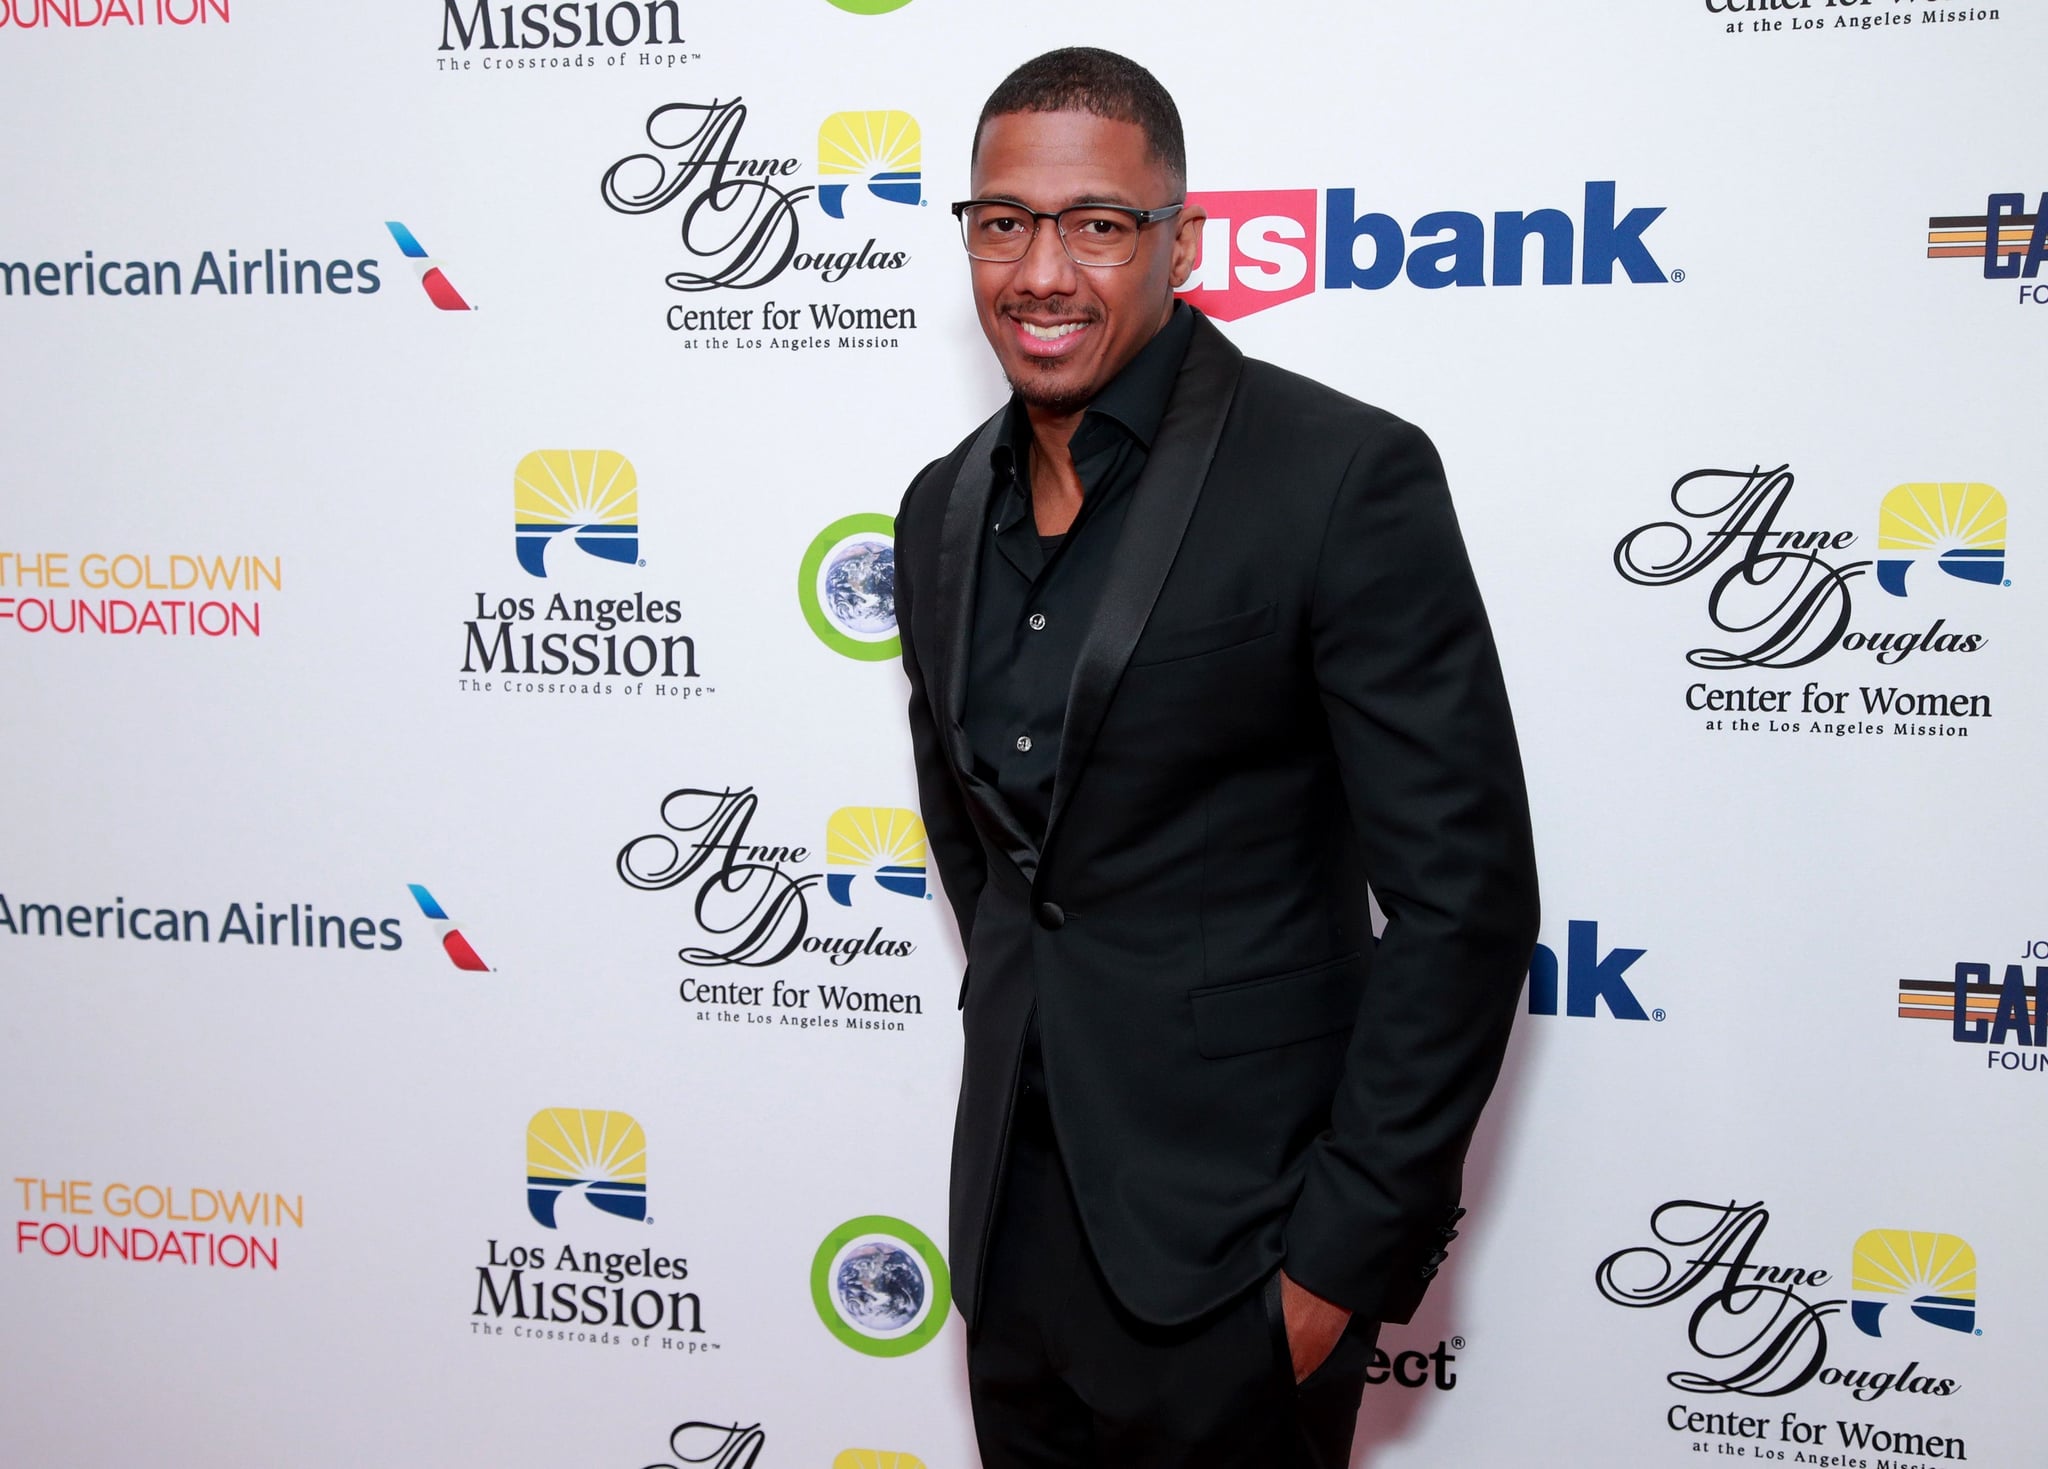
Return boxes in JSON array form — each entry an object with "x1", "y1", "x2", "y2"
[{"x1": 974, "y1": 47, "x2": 1187, "y2": 195}]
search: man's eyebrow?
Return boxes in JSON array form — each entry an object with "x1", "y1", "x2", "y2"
[{"x1": 972, "y1": 191, "x2": 1144, "y2": 210}]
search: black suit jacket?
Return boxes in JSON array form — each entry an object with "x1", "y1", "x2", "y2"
[{"x1": 896, "y1": 312, "x2": 1539, "y2": 1330}]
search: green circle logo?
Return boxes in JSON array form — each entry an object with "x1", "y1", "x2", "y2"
[
  {"x1": 799, "y1": 513, "x2": 899, "y2": 661},
  {"x1": 824, "y1": 0, "x2": 915, "y2": 12},
  {"x1": 810, "y1": 1214, "x2": 951, "y2": 1356}
]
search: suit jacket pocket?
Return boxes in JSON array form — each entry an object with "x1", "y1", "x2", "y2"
[
  {"x1": 1190, "y1": 954, "x2": 1361, "y2": 1059},
  {"x1": 1127, "y1": 602, "x2": 1276, "y2": 668}
]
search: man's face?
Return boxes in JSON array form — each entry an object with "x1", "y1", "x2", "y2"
[{"x1": 968, "y1": 109, "x2": 1204, "y2": 416}]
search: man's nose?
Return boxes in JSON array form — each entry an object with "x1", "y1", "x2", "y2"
[{"x1": 1013, "y1": 216, "x2": 1081, "y2": 297}]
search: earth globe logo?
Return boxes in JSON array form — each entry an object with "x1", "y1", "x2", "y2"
[
  {"x1": 811, "y1": 1214, "x2": 951, "y2": 1356},
  {"x1": 800, "y1": 513, "x2": 899, "y2": 661}
]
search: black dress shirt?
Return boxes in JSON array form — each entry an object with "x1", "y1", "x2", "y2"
[{"x1": 962, "y1": 302, "x2": 1195, "y2": 850}]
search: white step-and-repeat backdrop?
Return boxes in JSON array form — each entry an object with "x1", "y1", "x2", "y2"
[{"x1": 3, "y1": 2, "x2": 2042, "y2": 1465}]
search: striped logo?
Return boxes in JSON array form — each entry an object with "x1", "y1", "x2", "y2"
[
  {"x1": 384, "y1": 220, "x2": 472, "y2": 310},
  {"x1": 407, "y1": 883, "x2": 489, "y2": 971}
]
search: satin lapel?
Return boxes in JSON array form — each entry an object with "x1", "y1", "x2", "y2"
[
  {"x1": 1043, "y1": 315, "x2": 1245, "y2": 856},
  {"x1": 935, "y1": 407, "x2": 1007, "y2": 762},
  {"x1": 934, "y1": 406, "x2": 1041, "y2": 878}
]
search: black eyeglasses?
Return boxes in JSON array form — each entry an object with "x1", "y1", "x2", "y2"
[{"x1": 951, "y1": 199, "x2": 1185, "y2": 267}]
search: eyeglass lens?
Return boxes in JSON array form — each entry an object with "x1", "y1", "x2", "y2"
[{"x1": 959, "y1": 205, "x2": 1143, "y2": 266}]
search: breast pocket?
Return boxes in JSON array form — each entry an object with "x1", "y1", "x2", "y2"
[
  {"x1": 1189, "y1": 954, "x2": 1361, "y2": 1059},
  {"x1": 1127, "y1": 602, "x2": 1277, "y2": 669}
]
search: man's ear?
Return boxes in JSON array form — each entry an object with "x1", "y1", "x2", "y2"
[{"x1": 1168, "y1": 204, "x2": 1207, "y2": 291}]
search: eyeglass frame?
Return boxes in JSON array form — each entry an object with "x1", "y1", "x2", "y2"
[{"x1": 949, "y1": 198, "x2": 1187, "y2": 266}]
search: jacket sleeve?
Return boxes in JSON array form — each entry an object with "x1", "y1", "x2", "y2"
[
  {"x1": 1282, "y1": 417, "x2": 1540, "y2": 1323},
  {"x1": 897, "y1": 460, "x2": 988, "y2": 952}
]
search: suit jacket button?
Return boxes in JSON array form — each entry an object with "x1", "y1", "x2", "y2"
[{"x1": 1036, "y1": 902, "x2": 1066, "y2": 931}]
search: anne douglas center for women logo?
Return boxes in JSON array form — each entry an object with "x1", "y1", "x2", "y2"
[
  {"x1": 811, "y1": 1215, "x2": 949, "y2": 1356},
  {"x1": 800, "y1": 514, "x2": 897, "y2": 660}
]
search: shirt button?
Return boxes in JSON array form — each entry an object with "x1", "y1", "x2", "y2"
[
  {"x1": 1015, "y1": 734, "x2": 1033, "y2": 753},
  {"x1": 1028, "y1": 612, "x2": 1047, "y2": 631}
]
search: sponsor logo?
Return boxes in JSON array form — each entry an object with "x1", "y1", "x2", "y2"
[
  {"x1": 1703, "y1": 0, "x2": 2001, "y2": 36},
  {"x1": 1850, "y1": 1230, "x2": 1977, "y2": 1339},
  {"x1": 599, "y1": 99, "x2": 919, "y2": 350},
  {"x1": 818, "y1": 111, "x2": 921, "y2": 219},
  {"x1": 641, "y1": 1421, "x2": 764, "y2": 1469},
  {"x1": 1876, "y1": 482, "x2": 2008, "y2": 596},
  {"x1": 0, "y1": 550, "x2": 278, "y2": 640},
  {"x1": 384, "y1": 221, "x2": 472, "y2": 311},
  {"x1": 1527, "y1": 920, "x2": 1661, "y2": 1021},
  {"x1": 470, "y1": 1109, "x2": 717, "y2": 1355},
  {"x1": 459, "y1": 454, "x2": 712, "y2": 704},
  {"x1": 1362, "y1": 1335, "x2": 1462, "y2": 1391},
  {"x1": 408, "y1": 884, "x2": 491, "y2": 971},
  {"x1": 1598, "y1": 1200, "x2": 1973, "y2": 1461},
  {"x1": 527, "y1": 1108, "x2": 647, "y2": 1228},
  {"x1": 1177, "y1": 181, "x2": 1673, "y2": 322},
  {"x1": 810, "y1": 1214, "x2": 950, "y2": 1357},
  {"x1": 13, "y1": 1175, "x2": 301, "y2": 1270},
  {"x1": 0, "y1": 0, "x2": 229, "y2": 32},
  {"x1": 799, "y1": 514, "x2": 897, "y2": 661},
  {"x1": 1, "y1": 243, "x2": 381, "y2": 301},
  {"x1": 515, "y1": 450, "x2": 639, "y2": 577},
  {"x1": 1930, "y1": 192, "x2": 2048, "y2": 304},
  {"x1": 826, "y1": 807, "x2": 928, "y2": 907},
  {"x1": 617, "y1": 786, "x2": 927, "y2": 1031},
  {"x1": 1896, "y1": 950, "x2": 2046, "y2": 1073},
  {"x1": 434, "y1": 0, "x2": 697, "y2": 72},
  {"x1": 1614, "y1": 466, "x2": 2007, "y2": 739},
  {"x1": 0, "y1": 889, "x2": 407, "y2": 952}
]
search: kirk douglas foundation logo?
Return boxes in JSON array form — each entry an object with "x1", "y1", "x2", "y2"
[
  {"x1": 599, "y1": 99, "x2": 922, "y2": 352},
  {"x1": 1614, "y1": 466, "x2": 2008, "y2": 741},
  {"x1": 616, "y1": 786, "x2": 931, "y2": 1035},
  {"x1": 1596, "y1": 1199, "x2": 1974, "y2": 1464}
]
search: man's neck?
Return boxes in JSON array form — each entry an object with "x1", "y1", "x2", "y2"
[{"x1": 1023, "y1": 303, "x2": 1174, "y2": 535}]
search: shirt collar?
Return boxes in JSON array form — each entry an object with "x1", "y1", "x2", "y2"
[{"x1": 991, "y1": 301, "x2": 1196, "y2": 471}]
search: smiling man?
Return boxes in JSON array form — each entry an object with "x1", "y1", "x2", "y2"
[{"x1": 894, "y1": 47, "x2": 1540, "y2": 1467}]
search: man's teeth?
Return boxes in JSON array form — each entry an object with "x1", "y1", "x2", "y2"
[{"x1": 1021, "y1": 321, "x2": 1086, "y2": 341}]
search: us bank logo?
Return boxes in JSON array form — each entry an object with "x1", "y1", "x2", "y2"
[
  {"x1": 817, "y1": 112, "x2": 921, "y2": 219},
  {"x1": 811, "y1": 1214, "x2": 950, "y2": 1356},
  {"x1": 1876, "y1": 482, "x2": 2007, "y2": 598},
  {"x1": 514, "y1": 450, "x2": 640, "y2": 577},
  {"x1": 384, "y1": 221, "x2": 471, "y2": 311},
  {"x1": 800, "y1": 513, "x2": 897, "y2": 661},
  {"x1": 1850, "y1": 1230, "x2": 1977, "y2": 1339},
  {"x1": 526, "y1": 1108, "x2": 648, "y2": 1228},
  {"x1": 1526, "y1": 919, "x2": 1659, "y2": 1021},
  {"x1": 826, "y1": 807, "x2": 927, "y2": 906},
  {"x1": 1178, "y1": 181, "x2": 1674, "y2": 322}
]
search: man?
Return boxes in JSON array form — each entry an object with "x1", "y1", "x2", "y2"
[{"x1": 894, "y1": 47, "x2": 1539, "y2": 1467}]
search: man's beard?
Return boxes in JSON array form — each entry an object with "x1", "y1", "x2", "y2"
[
  {"x1": 997, "y1": 299, "x2": 1103, "y2": 416},
  {"x1": 1003, "y1": 361, "x2": 1097, "y2": 417}
]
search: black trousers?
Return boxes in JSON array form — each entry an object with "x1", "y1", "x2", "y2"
[{"x1": 967, "y1": 1078, "x2": 1378, "y2": 1468}]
